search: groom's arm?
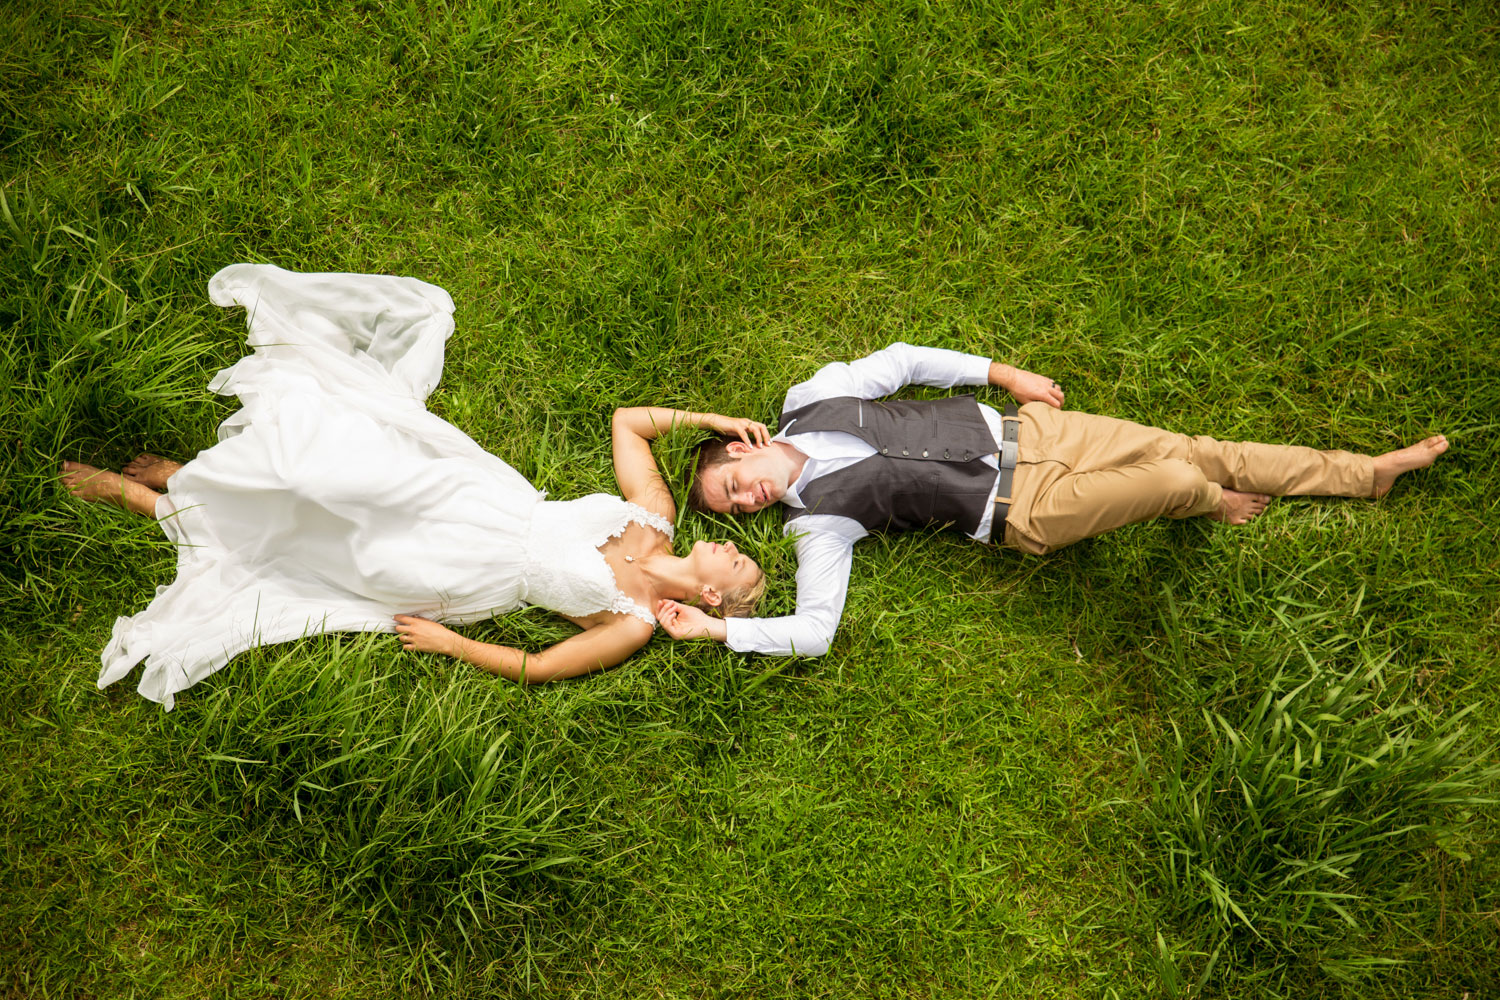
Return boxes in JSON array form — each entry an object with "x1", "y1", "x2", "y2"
[
  {"x1": 722, "y1": 518, "x2": 864, "y2": 657},
  {"x1": 659, "y1": 517, "x2": 863, "y2": 657},
  {"x1": 783, "y1": 341, "x2": 1063, "y2": 410}
]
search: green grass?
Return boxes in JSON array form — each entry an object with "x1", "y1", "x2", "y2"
[{"x1": 3, "y1": 0, "x2": 1497, "y2": 996}]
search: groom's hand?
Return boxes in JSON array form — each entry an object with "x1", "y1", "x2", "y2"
[
  {"x1": 989, "y1": 362, "x2": 1065, "y2": 408},
  {"x1": 655, "y1": 599, "x2": 728, "y2": 642}
]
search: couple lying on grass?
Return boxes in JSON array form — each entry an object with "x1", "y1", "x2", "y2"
[{"x1": 65, "y1": 265, "x2": 1448, "y2": 709}]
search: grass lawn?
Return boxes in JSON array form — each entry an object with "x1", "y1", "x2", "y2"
[{"x1": 3, "y1": 1, "x2": 1497, "y2": 997}]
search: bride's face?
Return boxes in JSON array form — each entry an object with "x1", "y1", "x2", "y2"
[{"x1": 688, "y1": 539, "x2": 761, "y2": 600}]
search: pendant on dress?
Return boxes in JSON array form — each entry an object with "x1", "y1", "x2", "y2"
[{"x1": 623, "y1": 555, "x2": 634, "y2": 562}]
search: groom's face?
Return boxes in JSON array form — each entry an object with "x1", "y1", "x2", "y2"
[{"x1": 701, "y1": 443, "x2": 788, "y2": 515}]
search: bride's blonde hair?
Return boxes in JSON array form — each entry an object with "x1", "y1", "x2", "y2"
[{"x1": 714, "y1": 568, "x2": 767, "y2": 619}]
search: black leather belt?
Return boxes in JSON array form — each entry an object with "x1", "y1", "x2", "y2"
[{"x1": 994, "y1": 404, "x2": 1020, "y2": 530}]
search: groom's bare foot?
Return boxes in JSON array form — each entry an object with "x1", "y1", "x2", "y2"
[
  {"x1": 62, "y1": 461, "x2": 161, "y2": 517},
  {"x1": 1372, "y1": 435, "x2": 1448, "y2": 498},
  {"x1": 1209, "y1": 489, "x2": 1271, "y2": 525},
  {"x1": 122, "y1": 453, "x2": 182, "y2": 490}
]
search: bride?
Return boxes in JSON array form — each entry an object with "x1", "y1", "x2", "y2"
[{"x1": 62, "y1": 264, "x2": 767, "y2": 709}]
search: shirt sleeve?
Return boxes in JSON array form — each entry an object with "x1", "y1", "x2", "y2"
[
  {"x1": 722, "y1": 515, "x2": 867, "y2": 657},
  {"x1": 781, "y1": 341, "x2": 991, "y2": 411}
]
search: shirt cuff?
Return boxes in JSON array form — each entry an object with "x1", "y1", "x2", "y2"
[
  {"x1": 958, "y1": 353, "x2": 992, "y2": 386},
  {"x1": 723, "y1": 616, "x2": 755, "y2": 653}
]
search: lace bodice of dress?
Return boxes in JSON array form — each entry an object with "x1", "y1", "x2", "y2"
[{"x1": 523, "y1": 494, "x2": 675, "y2": 626}]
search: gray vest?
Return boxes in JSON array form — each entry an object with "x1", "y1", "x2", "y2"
[{"x1": 780, "y1": 395, "x2": 1000, "y2": 535}]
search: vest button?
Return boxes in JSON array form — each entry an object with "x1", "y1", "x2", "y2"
[
  {"x1": 944, "y1": 450, "x2": 950, "y2": 459},
  {"x1": 882, "y1": 447, "x2": 889, "y2": 455},
  {"x1": 963, "y1": 452, "x2": 971, "y2": 459},
  {"x1": 921, "y1": 450, "x2": 928, "y2": 458},
  {"x1": 902, "y1": 449, "x2": 909, "y2": 456}
]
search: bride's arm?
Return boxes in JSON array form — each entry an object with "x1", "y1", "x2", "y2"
[
  {"x1": 611, "y1": 407, "x2": 771, "y2": 521},
  {"x1": 395, "y1": 614, "x2": 653, "y2": 683}
]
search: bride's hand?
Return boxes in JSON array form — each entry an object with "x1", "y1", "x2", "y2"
[
  {"x1": 655, "y1": 600, "x2": 728, "y2": 642},
  {"x1": 395, "y1": 614, "x2": 462, "y2": 657},
  {"x1": 705, "y1": 414, "x2": 772, "y2": 449}
]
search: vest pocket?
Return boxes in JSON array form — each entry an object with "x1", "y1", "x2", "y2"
[{"x1": 889, "y1": 471, "x2": 943, "y2": 530}]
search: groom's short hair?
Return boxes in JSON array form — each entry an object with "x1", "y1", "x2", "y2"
[{"x1": 686, "y1": 435, "x2": 739, "y2": 515}]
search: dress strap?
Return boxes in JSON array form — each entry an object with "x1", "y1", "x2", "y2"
[
  {"x1": 610, "y1": 592, "x2": 659, "y2": 628},
  {"x1": 623, "y1": 501, "x2": 675, "y2": 540}
]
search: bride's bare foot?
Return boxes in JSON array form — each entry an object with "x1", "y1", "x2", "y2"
[
  {"x1": 122, "y1": 453, "x2": 183, "y2": 490},
  {"x1": 61, "y1": 461, "x2": 162, "y2": 517},
  {"x1": 1209, "y1": 488, "x2": 1271, "y2": 525},
  {"x1": 1372, "y1": 435, "x2": 1448, "y2": 498}
]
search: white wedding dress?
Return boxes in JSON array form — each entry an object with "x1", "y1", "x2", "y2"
[{"x1": 100, "y1": 264, "x2": 672, "y2": 710}]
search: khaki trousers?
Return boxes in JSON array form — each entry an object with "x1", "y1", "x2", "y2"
[{"x1": 1000, "y1": 403, "x2": 1376, "y2": 555}]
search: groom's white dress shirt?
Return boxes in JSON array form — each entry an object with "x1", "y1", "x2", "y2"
[{"x1": 722, "y1": 342, "x2": 1010, "y2": 657}]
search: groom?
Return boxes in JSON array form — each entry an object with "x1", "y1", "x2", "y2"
[{"x1": 653, "y1": 342, "x2": 1448, "y2": 656}]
